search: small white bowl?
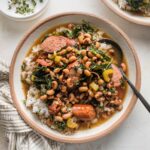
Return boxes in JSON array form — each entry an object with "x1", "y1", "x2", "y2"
[
  {"x1": 0, "y1": 0, "x2": 49, "y2": 21},
  {"x1": 102, "y1": 0, "x2": 150, "y2": 26},
  {"x1": 9, "y1": 12, "x2": 141, "y2": 143}
]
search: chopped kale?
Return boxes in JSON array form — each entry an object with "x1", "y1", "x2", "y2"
[
  {"x1": 59, "y1": 29, "x2": 73, "y2": 38},
  {"x1": 90, "y1": 99, "x2": 100, "y2": 107},
  {"x1": 54, "y1": 121, "x2": 67, "y2": 130},
  {"x1": 31, "y1": 66, "x2": 52, "y2": 90},
  {"x1": 109, "y1": 87, "x2": 116, "y2": 93},
  {"x1": 126, "y1": 0, "x2": 143, "y2": 10},
  {"x1": 89, "y1": 46, "x2": 111, "y2": 62},
  {"x1": 72, "y1": 21, "x2": 95, "y2": 38},
  {"x1": 90, "y1": 63, "x2": 111, "y2": 72}
]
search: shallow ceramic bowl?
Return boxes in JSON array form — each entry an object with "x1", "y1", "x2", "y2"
[
  {"x1": 9, "y1": 12, "x2": 141, "y2": 143},
  {"x1": 102, "y1": 0, "x2": 150, "y2": 26},
  {"x1": 0, "y1": 0, "x2": 49, "y2": 21}
]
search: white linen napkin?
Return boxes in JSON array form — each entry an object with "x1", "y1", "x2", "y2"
[{"x1": 0, "y1": 59, "x2": 64, "y2": 150}]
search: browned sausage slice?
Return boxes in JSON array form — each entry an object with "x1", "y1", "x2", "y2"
[
  {"x1": 41, "y1": 36, "x2": 76, "y2": 52},
  {"x1": 72, "y1": 104, "x2": 96, "y2": 121},
  {"x1": 111, "y1": 64, "x2": 122, "y2": 87},
  {"x1": 36, "y1": 59, "x2": 50, "y2": 67}
]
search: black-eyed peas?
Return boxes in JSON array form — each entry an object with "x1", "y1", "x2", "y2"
[
  {"x1": 83, "y1": 82, "x2": 87, "y2": 86},
  {"x1": 66, "y1": 46, "x2": 73, "y2": 52},
  {"x1": 84, "y1": 69, "x2": 91, "y2": 77},
  {"x1": 83, "y1": 56, "x2": 88, "y2": 62},
  {"x1": 88, "y1": 89, "x2": 94, "y2": 98},
  {"x1": 69, "y1": 93, "x2": 75, "y2": 101},
  {"x1": 95, "y1": 92, "x2": 103, "y2": 99},
  {"x1": 116, "y1": 105, "x2": 123, "y2": 111},
  {"x1": 92, "y1": 56, "x2": 97, "y2": 61},
  {"x1": 88, "y1": 51, "x2": 94, "y2": 58},
  {"x1": 61, "y1": 106, "x2": 67, "y2": 113},
  {"x1": 52, "y1": 81, "x2": 58, "y2": 90},
  {"x1": 81, "y1": 50, "x2": 87, "y2": 56},
  {"x1": 50, "y1": 71, "x2": 55, "y2": 78},
  {"x1": 68, "y1": 23, "x2": 74, "y2": 29},
  {"x1": 63, "y1": 68, "x2": 70, "y2": 74},
  {"x1": 97, "y1": 97, "x2": 105, "y2": 102},
  {"x1": 84, "y1": 33, "x2": 92, "y2": 39},
  {"x1": 54, "y1": 68, "x2": 61, "y2": 74},
  {"x1": 69, "y1": 56, "x2": 77, "y2": 63},
  {"x1": 108, "y1": 49, "x2": 115, "y2": 55},
  {"x1": 83, "y1": 38, "x2": 91, "y2": 44},
  {"x1": 58, "y1": 74, "x2": 63, "y2": 82},
  {"x1": 79, "y1": 87, "x2": 88, "y2": 92},
  {"x1": 47, "y1": 89, "x2": 55, "y2": 96},
  {"x1": 78, "y1": 33, "x2": 84, "y2": 44},
  {"x1": 95, "y1": 42, "x2": 100, "y2": 48},
  {"x1": 77, "y1": 68, "x2": 83, "y2": 75},
  {"x1": 85, "y1": 61, "x2": 91, "y2": 69},
  {"x1": 62, "y1": 112, "x2": 72, "y2": 120},
  {"x1": 58, "y1": 49, "x2": 67, "y2": 55},
  {"x1": 40, "y1": 94, "x2": 47, "y2": 101},
  {"x1": 66, "y1": 78, "x2": 74, "y2": 88},
  {"x1": 55, "y1": 116, "x2": 63, "y2": 122},
  {"x1": 110, "y1": 99, "x2": 122, "y2": 105},
  {"x1": 98, "y1": 79, "x2": 104, "y2": 85},
  {"x1": 61, "y1": 85, "x2": 67, "y2": 93},
  {"x1": 61, "y1": 57, "x2": 69, "y2": 64}
]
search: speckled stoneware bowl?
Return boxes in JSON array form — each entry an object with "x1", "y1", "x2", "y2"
[
  {"x1": 9, "y1": 12, "x2": 141, "y2": 143},
  {"x1": 102, "y1": 0, "x2": 150, "y2": 26}
]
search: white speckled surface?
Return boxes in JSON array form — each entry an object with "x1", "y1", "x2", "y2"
[{"x1": 0, "y1": 0, "x2": 150, "y2": 150}]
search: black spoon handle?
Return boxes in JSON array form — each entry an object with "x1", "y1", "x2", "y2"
[{"x1": 120, "y1": 68, "x2": 150, "y2": 113}]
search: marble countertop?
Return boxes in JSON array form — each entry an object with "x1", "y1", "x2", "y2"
[{"x1": 0, "y1": 0, "x2": 150, "y2": 149}]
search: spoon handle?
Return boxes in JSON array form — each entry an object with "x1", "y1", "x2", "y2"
[{"x1": 120, "y1": 69, "x2": 150, "y2": 113}]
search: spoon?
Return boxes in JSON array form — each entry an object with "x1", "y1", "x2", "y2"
[{"x1": 99, "y1": 39, "x2": 150, "y2": 113}]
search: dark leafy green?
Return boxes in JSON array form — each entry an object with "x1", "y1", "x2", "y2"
[
  {"x1": 31, "y1": 66, "x2": 52, "y2": 90},
  {"x1": 90, "y1": 99, "x2": 100, "y2": 107},
  {"x1": 59, "y1": 29, "x2": 73, "y2": 38},
  {"x1": 89, "y1": 46, "x2": 111, "y2": 62},
  {"x1": 126, "y1": 0, "x2": 143, "y2": 10},
  {"x1": 72, "y1": 21, "x2": 95, "y2": 38},
  {"x1": 54, "y1": 121, "x2": 67, "y2": 131},
  {"x1": 90, "y1": 63, "x2": 111, "y2": 72},
  {"x1": 109, "y1": 87, "x2": 116, "y2": 93}
]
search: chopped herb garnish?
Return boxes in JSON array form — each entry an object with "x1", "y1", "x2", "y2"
[
  {"x1": 54, "y1": 121, "x2": 67, "y2": 131},
  {"x1": 59, "y1": 29, "x2": 73, "y2": 38},
  {"x1": 72, "y1": 20, "x2": 95, "y2": 38},
  {"x1": 8, "y1": 0, "x2": 44, "y2": 15},
  {"x1": 109, "y1": 87, "x2": 116, "y2": 93},
  {"x1": 32, "y1": 66, "x2": 52, "y2": 90},
  {"x1": 90, "y1": 46, "x2": 111, "y2": 62}
]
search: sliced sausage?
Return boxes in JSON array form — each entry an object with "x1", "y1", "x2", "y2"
[
  {"x1": 72, "y1": 104, "x2": 96, "y2": 121},
  {"x1": 111, "y1": 64, "x2": 122, "y2": 87},
  {"x1": 41, "y1": 36, "x2": 76, "y2": 52},
  {"x1": 36, "y1": 59, "x2": 50, "y2": 67}
]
